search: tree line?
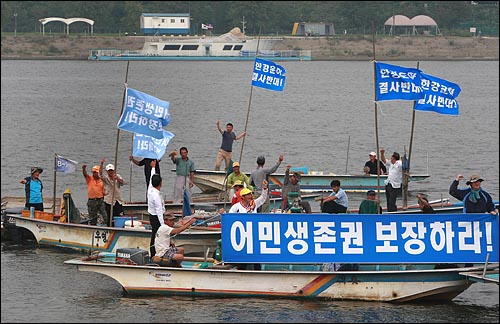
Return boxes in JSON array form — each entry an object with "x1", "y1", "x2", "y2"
[{"x1": 1, "y1": 1, "x2": 498, "y2": 36}]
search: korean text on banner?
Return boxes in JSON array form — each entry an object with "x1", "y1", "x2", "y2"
[
  {"x1": 252, "y1": 58, "x2": 286, "y2": 92},
  {"x1": 375, "y1": 62, "x2": 425, "y2": 101},
  {"x1": 414, "y1": 73, "x2": 461, "y2": 115},
  {"x1": 117, "y1": 87, "x2": 171, "y2": 139},
  {"x1": 133, "y1": 130, "x2": 175, "y2": 160},
  {"x1": 56, "y1": 155, "x2": 78, "y2": 173}
]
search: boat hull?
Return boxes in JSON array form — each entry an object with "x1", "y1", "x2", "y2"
[
  {"x1": 66, "y1": 259, "x2": 477, "y2": 303},
  {"x1": 191, "y1": 169, "x2": 430, "y2": 193},
  {"x1": 7, "y1": 215, "x2": 219, "y2": 256}
]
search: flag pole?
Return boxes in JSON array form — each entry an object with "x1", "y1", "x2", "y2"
[
  {"x1": 402, "y1": 61, "x2": 419, "y2": 210},
  {"x1": 53, "y1": 153, "x2": 57, "y2": 215},
  {"x1": 238, "y1": 28, "x2": 261, "y2": 164},
  {"x1": 110, "y1": 61, "x2": 130, "y2": 226},
  {"x1": 371, "y1": 21, "x2": 382, "y2": 214}
]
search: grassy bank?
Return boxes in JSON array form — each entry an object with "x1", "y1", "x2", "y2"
[{"x1": 1, "y1": 34, "x2": 498, "y2": 61}]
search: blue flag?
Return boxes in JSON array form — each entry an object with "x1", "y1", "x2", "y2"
[
  {"x1": 56, "y1": 155, "x2": 78, "y2": 173},
  {"x1": 252, "y1": 58, "x2": 286, "y2": 91},
  {"x1": 132, "y1": 130, "x2": 175, "y2": 160},
  {"x1": 414, "y1": 73, "x2": 461, "y2": 115},
  {"x1": 375, "y1": 62, "x2": 425, "y2": 101},
  {"x1": 117, "y1": 88, "x2": 171, "y2": 139}
]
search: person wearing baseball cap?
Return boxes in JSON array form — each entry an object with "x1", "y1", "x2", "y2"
[
  {"x1": 222, "y1": 179, "x2": 269, "y2": 214},
  {"x1": 20, "y1": 166, "x2": 45, "y2": 211},
  {"x1": 99, "y1": 158, "x2": 125, "y2": 220},
  {"x1": 226, "y1": 161, "x2": 253, "y2": 192},
  {"x1": 449, "y1": 174, "x2": 496, "y2": 215},
  {"x1": 364, "y1": 151, "x2": 386, "y2": 175},
  {"x1": 82, "y1": 163, "x2": 107, "y2": 225}
]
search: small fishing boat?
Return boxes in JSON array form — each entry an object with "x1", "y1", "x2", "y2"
[
  {"x1": 89, "y1": 27, "x2": 311, "y2": 61},
  {"x1": 65, "y1": 254, "x2": 496, "y2": 303},
  {"x1": 191, "y1": 169, "x2": 430, "y2": 193},
  {"x1": 64, "y1": 211, "x2": 498, "y2": 303},
  {"x1": 4, "y1": 214, "x2": 220, "y2": 257}
]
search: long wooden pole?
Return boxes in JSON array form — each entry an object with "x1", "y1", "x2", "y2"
[
  {"x1": 109, "y1": 61, "x2": 130, "y2": 226},
  {"x1": 371, "y1": 22, "x2": 382, "y2": 213},
  {"x1": 403, "y1": 61, "x2": 419, "y2": 210},
  {"x1": 52, "y1": 153, "x2": 57, "y2": 215},
  {"x1": 238, "y1": 29, "x2": 261, "y2": 164}
]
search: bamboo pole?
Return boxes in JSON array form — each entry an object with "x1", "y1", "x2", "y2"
[
  {"x1": 109, "y1": 61, "x2": 130, "y2": 226},
  {"x1": 371, "y1": 22, "x2": 382, "y2": 214}
]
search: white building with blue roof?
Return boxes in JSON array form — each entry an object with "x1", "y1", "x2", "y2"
[{"x1": 140, "y1": 13, "x2": 191, "y2": 35}]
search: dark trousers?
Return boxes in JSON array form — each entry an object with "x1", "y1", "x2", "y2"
[
  {"x1": 321, "y1": 200, "x2": 347, "y2": 214},
  {"x1": 149, "y1": 214, "x2": 161, "y2": 257},
  {"x1": 105, "y1": 201, "x2": 124, "y2": 219},
  {"x1": 25, "y1": 203, "x2": 44, "y2": 211},
  {"x1": 385, "y1": 183, "x2": 402, "y2": 212}
]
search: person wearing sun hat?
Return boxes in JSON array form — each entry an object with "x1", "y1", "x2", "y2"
[
  {"x1": 231, "y1": 180, "x2": 245, "y2": 205},
  {"x1": 223, "y1": 179, "x2": 268, "y2": 214},
  {"x1": 20, "y1": 166, "x2": 44, "y2": 211},
  {"x1": 449, "y1": 174, "x2": 496, "y2": 215}
]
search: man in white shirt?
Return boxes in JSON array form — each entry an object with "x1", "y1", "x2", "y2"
[
  {"x1": 147, "y1": 160, "x2": 164, "y2": 257},
  {"x1": 227, "y1": 180, "x2": 268, "y2": 213},
  {"x1": 380, "y1": 149, "x2": 402, "y2": 212}
]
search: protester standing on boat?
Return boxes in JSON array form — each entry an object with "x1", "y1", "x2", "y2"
[
  {"x1": 416, "y1": 193, "x2": 434, "y2": 214},
  {"x1": 152, "y1": 214, "x2": 197, "y2": 267},
  {"x1": 280, "y1": 165, "x2": 312, "y2": 213},
  {"x1": 82, "y1": 164, "x2": 107, "y2": 225},
  {"x1": 380, "y1": 150, "x2": 402, "y2": 212},
  {"x1": 147, "y1": 160, "x2": 164, "y2": 257},
  {"x1": 20, "y1": 166, "x2": 44, "y2": 211},
  {"x1": 231, "y1": 180, "x2": 245, "y2": 205},
  {"x1": 364, "y1": 151, "x2": 386, "y2": 175},
  {"x1": 250, "y1": 154, "x2": 284, "y2": 212},
  {"x1": 219, "y1": 180, "x2": 268, "y2": 214},
  {"x1": 449, "y1": 174, "x2": 497, "y2": 215},
  {"x1": 358, "y1": 190, "x2": 382, "y2": 214},
  {"x1": 227, "y1": 161, "x2": 253, "y2": 191},
  {"x1": 215, "y1": 120, "x2": 246, "y2": 171},
  {"x1": 99, "y1": 159, "x2": 125, "y2": 219},
  {"x1": 316, "y1": 180, "x2": 348, "y2": 213},
  {"x1": 129, "y1": 156, "x2": 161, "y2": 193},
  {"x1": 170, "y1": 147, "x2": 195, "y2": 204}
]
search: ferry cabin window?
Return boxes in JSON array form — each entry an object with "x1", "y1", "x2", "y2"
[
  {"x1": 181, "y1": 45, "x2": 199, "y2": 50},
  {"x1": 170, "y1": 19, "x2": 175, "y2": 23},
  {"x1": 223, "y1": 45, "x2": 233, "y2": 50},
  {"x1": 233, "y1": 45, "x2": 243, "y2": 51},
  {"x1": 163, "y1": 45, "x2": 181, "y2": 50}
]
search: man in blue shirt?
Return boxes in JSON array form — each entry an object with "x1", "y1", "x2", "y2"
[{"x1": 214, "y1": 120, "x2": 245, "y2": 171}]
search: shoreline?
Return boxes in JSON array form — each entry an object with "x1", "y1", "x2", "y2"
[{"x1": 1, "y1": 34, "x2": 498, "y2": 61}]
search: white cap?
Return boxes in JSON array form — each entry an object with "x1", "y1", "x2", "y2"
[
  {"x1": 105, "y1": 163, "x2": 115, "y2": 171},
  {"x1": 369, "y1": 152, "x2": 376, "y2": 156}
]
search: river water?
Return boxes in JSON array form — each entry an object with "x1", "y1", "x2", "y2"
[{"x1": 1, "y1": 60, "x2": 498, "y2": 322}]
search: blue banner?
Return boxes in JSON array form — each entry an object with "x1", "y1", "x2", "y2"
[
  {"x1": 132, "y1": 130, "x2": 174, "y2": 160},
  {"x1": 375, "y1": 62, "x2": 425, "y2": 101},
  {"x1": 251, "y1": 58, "x2": 286, "y2": 92},
  {"x1": 55, "y1": 155, "x2": 78, "y2": 173},
  {"x1": 414, "y1": 73, "x2": 461, "y2": 115},
  {"x1": 117, "y1": 88, "x2": 171, "y2": 139},
  {"x1": 221, "y1": 213, "x2": 498, "y2": 264}
]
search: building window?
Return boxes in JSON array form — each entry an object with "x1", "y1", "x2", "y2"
[
  {"x1": 182, "y1": 45, "x2": 199, "y2": 50},
  {"x1": 181, "y1": 19, "x2": 185, "y2": 23},
  {"x1": 171, "y1": 19, "x2": 175, "y2": 23},
  {"x1": 162, "y1": 19, "x2": 165, "y2": 23},
  {"x1": 163, "y1": 45, "x2": 181, "y2": 50}
]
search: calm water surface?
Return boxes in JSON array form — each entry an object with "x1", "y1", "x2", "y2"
[{"x1": 1, "y1": 60, "x2": 498, "y2": 322}]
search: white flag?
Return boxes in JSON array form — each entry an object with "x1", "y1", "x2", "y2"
[
  {"x1": 56, "y1": 155, "x2": 78, "y2": 173},
  {"x1": 201, "y1": 23, "x2": 208, "y2": 30}
]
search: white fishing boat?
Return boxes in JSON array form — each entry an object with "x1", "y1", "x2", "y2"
[
  {"x1": 64, "y1": 254, "x2": 497, "y2": 303},
  {"x1": 89, "y1": 27, "x2": 312, "y2": 61},
  {"x1": 4, "y1": 214, "x2": 219, "y2": 257},
  {"x1": 65, "y1": 212, "x2": 499, "y2": 303},
  {"x1": 190, "y1": 168, "x2": 430, "y2": 193}
]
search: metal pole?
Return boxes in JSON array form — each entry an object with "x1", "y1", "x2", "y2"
[{"x1": 14, "y1": 13, "x2": 18, "y2": 37}]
